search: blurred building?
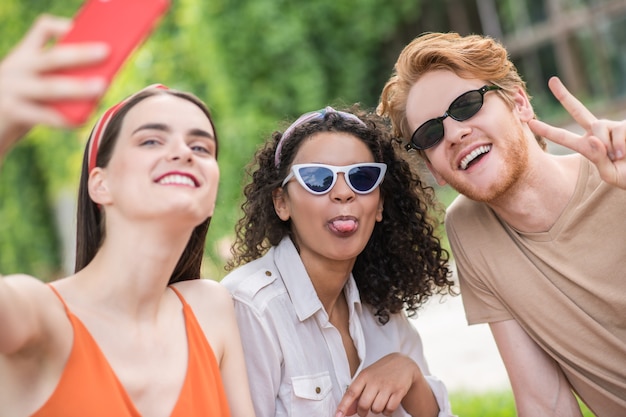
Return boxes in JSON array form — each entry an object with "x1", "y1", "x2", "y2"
[{"x1": 414, "y1": 0, "x2": 626, "y2": 122}]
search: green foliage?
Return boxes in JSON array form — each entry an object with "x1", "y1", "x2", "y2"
[
  {"x1": 0, "y1": 6, "x2": 74, "y2": 276},
  {"x1": 0, "y1": 0, "x2": 425, "y2": 279},
  {"x1": 449, "y1": 390, "x2": 596, "y2": 417},
  {"x1": 0, "y1": 2, "x2": 81, "y2": 278},
  {"x1": 0, "y1": 142, "x2": 62, "y2": 279},
  {"x1": 181, "y1": 0, "x2": 424, "y2": 274},
  {"x1": 450, "y1": 390, "x2": 517, "y2": 417}
]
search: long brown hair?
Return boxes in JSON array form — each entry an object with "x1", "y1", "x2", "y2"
[{"x1": 74, "y1": 87, "x2": 218, "y2": 284}]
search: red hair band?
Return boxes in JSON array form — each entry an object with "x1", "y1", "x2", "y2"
[{"x1": 87, "y1": 84, "x2": 169, "y2": 172}]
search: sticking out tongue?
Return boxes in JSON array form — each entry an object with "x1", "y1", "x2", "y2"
[{"x1": 332, "y1": 219, "x2": 357, "y2": 233}]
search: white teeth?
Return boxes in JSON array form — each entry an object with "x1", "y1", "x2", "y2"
[
  {"x1": 459, "y1": 145, "x2": 491, "y2": 170},
  {"x1": 158, "y1": 174, "x2": 196, "y2": 187}
]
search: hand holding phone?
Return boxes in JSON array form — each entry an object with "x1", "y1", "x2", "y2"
[{"x1": 51, "y1": 0, "x2": 170, "y2": 125}]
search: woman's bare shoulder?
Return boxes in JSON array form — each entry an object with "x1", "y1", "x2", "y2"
[{"x1": 172, "y1": 278, "x2": 233, "y2": 315}]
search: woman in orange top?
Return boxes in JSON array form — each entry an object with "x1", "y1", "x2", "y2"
[{"x1": 0, "y1": 16, "x2": 255, "y2": 417}]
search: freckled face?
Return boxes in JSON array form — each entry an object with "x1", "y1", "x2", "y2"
[
  {"x1": 275, "y1": 131, "x2": 384, "y2": 265},
  {"x1": 406, "y1": 70, "x2": 529, "y2": 202},
  {"x1": 94, "y1": 94, "x2": 219, "y2": 226}
]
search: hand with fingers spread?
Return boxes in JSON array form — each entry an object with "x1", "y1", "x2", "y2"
[
  {"x1": 335, "y1": 353, "x2": 439, "y2": 417},
  {"x1": 0, "y1": 14, "x2": 108, "y2": 157},
  {"x1": 529, "y1": 76, "x2": 626, "y2": 189}
]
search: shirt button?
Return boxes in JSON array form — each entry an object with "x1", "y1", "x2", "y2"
[
  {"x1": 315, "y1": 387, "x2": 321, "y2": 394},
  {"x1": 265, "y1": 270, "x2": 272, "y2": 276}
]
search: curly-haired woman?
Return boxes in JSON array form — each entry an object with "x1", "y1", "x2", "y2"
[{"x1": 222, "y1": 106, "x2": 456, "y2": 417}]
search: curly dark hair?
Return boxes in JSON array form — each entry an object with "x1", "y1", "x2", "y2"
[{"x1": 226, "y1": 105, "x2": 455, "y2": 324}]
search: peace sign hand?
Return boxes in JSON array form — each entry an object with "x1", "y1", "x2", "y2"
[{"x1": 529, "y1": 76, "x2": 626, "y2": 189}]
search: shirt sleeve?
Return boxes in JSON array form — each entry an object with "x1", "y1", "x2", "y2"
[
  {"x1": 231, "y1": 297, "x2": 282, "y2": 417},
  {"x1": 425, "y1": 375, "x2": 456, "y2": 417},
  {"x1": 395, "y1": 313, "x2": 457, "y2": 417},
  {"x1": 445, "y1": 204, "x2": 513, "y2": 325}
]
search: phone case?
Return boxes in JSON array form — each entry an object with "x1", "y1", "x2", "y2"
[{"x1": 51, "y1": 0, "x2": 170, "y2": 125}]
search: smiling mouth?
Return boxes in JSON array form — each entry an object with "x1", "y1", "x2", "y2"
[
  {"x1": 459, "y1": 145, "x2": 491, "y2": 170},
  {"x1": 157, "y1": 174, "x2": 197, "y2": 187}
]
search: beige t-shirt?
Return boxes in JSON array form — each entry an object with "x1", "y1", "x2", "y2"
[{"x1": 446, "y1": 157, "x2": 626, "y2": 417}]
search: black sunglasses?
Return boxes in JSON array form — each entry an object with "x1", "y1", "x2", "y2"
[{"x1": 406, "y1": 85, "x2": 502, "y2": 151}]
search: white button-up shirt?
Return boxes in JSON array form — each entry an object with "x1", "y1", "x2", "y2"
[{"x1": 222, "y1": 237, "x2": 455, "y2": 417}]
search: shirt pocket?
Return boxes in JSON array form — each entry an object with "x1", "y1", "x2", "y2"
[{"x1": 290, "y1": 372, "x2": 334, "y2": 416}]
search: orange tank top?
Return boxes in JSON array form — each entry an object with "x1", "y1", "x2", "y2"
[{"x1": 32, "y1": 286, "x2": 231, "y2": 417}]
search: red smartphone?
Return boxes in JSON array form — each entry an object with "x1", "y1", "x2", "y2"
[{"x1": 51, "y1": 0, "x2": 170, "y2": 125}]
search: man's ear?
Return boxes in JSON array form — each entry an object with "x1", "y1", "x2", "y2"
[
  {"x1": 425, "y1": 160, "x2": 448, "y2": 186},
  {"x1": 272, "y1": 187, "x2": 291, "y2": 221},
  {"x1": 88, "y1": 168, "x2": 112, "y2": 206},
  {"x1": 512, "y1": 85, "x2": 535, "y2": 122}
]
